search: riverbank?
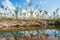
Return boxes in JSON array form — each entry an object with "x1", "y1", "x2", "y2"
[
  {"x1": 0, "y1": 20, "x2": 60, "y2": 32},
  {"x1": 0, "y1": 26, "x2": 57, "y2": 32}
]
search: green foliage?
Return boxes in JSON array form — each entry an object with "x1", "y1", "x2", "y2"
[
  {"x1": 56, "y1": 8, "x2": 59, "y2": 13},
  {"x1": 23, "y1": 24, "x2": 27, "y2": 27},
  {"x1": 23, "y1": 13, "x2": 26, "y2": 15},
  {"x1": 15, "y1": 7, "x2": 18, "y2": 20},
  {"x1": 44, "y1": 10, "x2": 48, "y2": 15},
  {"x1": 36, "y1": 14, "x2": 39, "y2": 17},
  {"x1": 30, "y1": 9, "x2": 34, "y2": 16},
  {"x1": 56, "y1": 18, "x2": 60, "y2": 22},
  {"x1": 39, "y1": 9, "x2": 42, "y2": 13},
  {"x1": 0, "y1": 1, "x2": 60, "y2": 21}
]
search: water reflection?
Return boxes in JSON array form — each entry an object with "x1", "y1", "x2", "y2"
[{"x1": 0, "y1": 30, "x2": 60, "y2": 38}]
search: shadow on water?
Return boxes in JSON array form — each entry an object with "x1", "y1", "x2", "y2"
[
  {"x1": 54, "y1": 22, "x2": 60, "y2": 30},
  {"x1": 48, "y1": 21, "x2": 60, "y2": 30}
]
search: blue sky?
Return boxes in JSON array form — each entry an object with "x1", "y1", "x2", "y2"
[
  {"x1": 0, "y1": 0, "x2": 60, "y2": 12},
  {"x1": 12, "y1": 0, "x2": 60, "y2": 12}
]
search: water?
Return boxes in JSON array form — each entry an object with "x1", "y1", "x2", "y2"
[{"x1": 0, "y1": 30, "x2": 60, "y2": 38}]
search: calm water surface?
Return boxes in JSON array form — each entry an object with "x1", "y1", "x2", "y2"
[{"x1": 0, "y1": 29, "x2": 60, "y2": 38}]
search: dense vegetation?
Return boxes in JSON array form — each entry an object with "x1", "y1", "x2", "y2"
[{"x1": 0, "y1": 0, "x2": 60, "y2": 21}]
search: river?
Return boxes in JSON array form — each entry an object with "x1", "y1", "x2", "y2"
[{"x1": 0, "y1": 29, "x2": 60, "y2": 38}]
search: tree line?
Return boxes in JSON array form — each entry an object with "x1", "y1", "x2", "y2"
[{"x1": 0, "y1": 1, "x2": 60, "y2": 21}]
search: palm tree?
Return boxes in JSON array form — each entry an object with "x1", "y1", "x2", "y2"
[{"x1": 15, "y1": 7, "x2": 18, "y2": 20}]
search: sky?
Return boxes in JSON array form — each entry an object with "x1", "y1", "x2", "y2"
[{"x1": 0, "y1": 0, "x2": 60, "y2": 12}]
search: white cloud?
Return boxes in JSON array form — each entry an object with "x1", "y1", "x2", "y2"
[
  {"x1": 40, "y1": 1, "x2": 47, "y2": 5},
  {"x1": 2, "y1": 0, "x2": 16, "y2": 10},
  {"x1": 0, "y1": 0, "x2": 16, "y2": 18},
  {"x1": 26, "y1": 0, "x2": 30, "y2": 3},
  {"x1": 21, "y1": 9, "x2": 27, "y2": 13},
  {"x1": 0, "y1": 8, "x2": 4, "y2": 13},
  {"x1": 40, "y1": 1, "x2": 43, "y2": 5}
]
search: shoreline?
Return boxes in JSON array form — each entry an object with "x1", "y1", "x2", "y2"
[
  {"x1": 0, "y1": 27, "x2": 59, "y2": 32},
  {"x1": 0, "y1": 20, "x2": 59, "y2": 32}
]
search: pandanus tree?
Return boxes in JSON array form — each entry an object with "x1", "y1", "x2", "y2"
[
  {"x1": 55, "y1": 8, "x2": 60, "y2": 19},
  {"x1": 35, "y1": 5, "x2": 39, "y2": 18},
  {"x1": 35, "y1": 4, "x2": 42, "y2": 19},
  {"x1": 0, "y1": 5, "x2": 3, "y2": 18},
  {"x1": 43, "y1": 10, "x2": 48, "y2": 19},
  {"x1": 30, "y1": 9, "x2": 34, "y2": 18},
  {"x1": 22, "y1": 12, "x2": 26, "y2": 19},
  {"x1": 21, "y1": 9, "x2": 27, "y2": 20},
  {"x1": 2, "y1": 5, "x2": 8, "y2": 20},
  {"x1": 4, "y1": 9, "x2": 7, "y2": 20},
  {"x1": 44, "y1": 10, "x2": 48, "y2": 15},
  {"x1": 15, "y1": 7, "x2": 18, "y2": 20},
  {"x1": 39, "y1": 9, "x2": 42, "y2": 14},
  {"x1": 39, "y1": 9, "x2": 42, "y2": 19},
  {"x1": 35, "y1": 4, "x2": 42, "y2": 14},
  {"x1": 28, "y1": 0, "x2": 34, "y2": 19},
  {"x1": 53, "y1": 8, "x2": 60, "y2": 20},
  {"x1": 36, "y1": 13, "x2": 40, "y2": 19},
  {"x1": 53, "y1": 11, "x2": 56, "y2": 20},
  {"x1": 20, "y1": 8, "x2": 22, "y2": 18}
]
